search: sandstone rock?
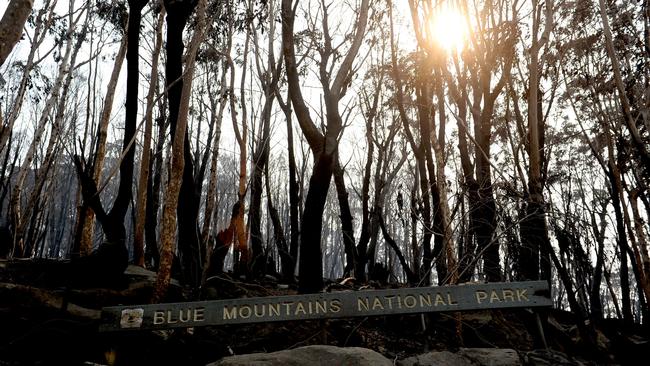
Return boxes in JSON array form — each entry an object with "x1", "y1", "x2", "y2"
[
  {"x1": 398, "y1": 350, "x2": 472, "y2": 366},
  {"x1": 459, "y1": 348, "x2": 522, "y2": 366},
  {"x1": 210, "y1": 346, "x2": 597, "y2": 366},
  {"x1": 399, "y1": 348, "x2": 522, "y2": 366},
  {"x1": 523, "y1": 349, "x2": 588, "y2": 366},
  {"x1": 207, "y1": 345, "x2": 393, "y2": 366},
  {"x1": 459, "y1": 311, "x2": 493, "y2": 324}
]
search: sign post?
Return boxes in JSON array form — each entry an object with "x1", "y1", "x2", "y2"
[{"x1": 100, "y1": 281, "x2": 551, "y2": 332}]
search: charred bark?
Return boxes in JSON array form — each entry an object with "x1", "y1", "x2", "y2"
[
  {"x1": 377, "y1": 210, "x2": 418, "y2": 285},
  {"x1": 281, "y1": 0, "x2": 369, "y2": 292},
  {"x1": 298, "y1": 152, "x2": 334, "y2": 292},
  {"x1": 265, "y1": 163, "x2": 294, "y2": 281},
  {"x1": 608, "y1": 166, "x2": 633, "y2": 325},
  {"x1": 333, "y1": 157, "x2": 357, "y2": 278},
  {"x1": 163, "y1": 0, "x2": 201, "y2": 288}
]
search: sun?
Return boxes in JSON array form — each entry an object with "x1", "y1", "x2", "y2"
[{"x1": 429, "y1": 3, "x2": 469, "y2": 52}]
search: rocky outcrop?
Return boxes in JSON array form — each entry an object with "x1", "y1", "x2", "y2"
[
  {"x1": 523, "y1": 349, "x2": 588, "y2": 365},
  {"x1": 208, "y1": 345, "x2": 393, "y2": 366},
  {"x1": 399, "y1": 348, "x2": 594, "y2": 366},
  {"x1": 208, "y1": 346, "x2": 596, "y2": 366},
  {"x1": 399, "y1": 348, "x2": 522, "y2": 366},
  {"x1": 398, "y1": 350, "x2": 472, "y2": 366}
]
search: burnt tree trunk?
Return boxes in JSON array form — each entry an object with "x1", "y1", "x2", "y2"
[
  {"x1": 333, "y1": 157, "x2": 357, "y2": 278},
  {"x1": 134, "y1": 8, "x2": 164, "y2": 266},
  {"x1": 281, "y1": 0, "x2": 369, "y2": 292},
  {"x1": 249, "y1": 11, "x2": 282, "y2": 276},
  {"x1": 265, "y1": 163, "x2": 294, "y2": 281},
  {"x1": 154, "y1": 0, "x2": 205, "y2": 302},
  {"x1": 248, "y1": 133, "x2": 268, "y2": 276},
  {"x1": 356, "y1": 119, "x2": 374, "y2": 281},
  {"x1": 164, "y1": 0, "x2": 201, "y2": 288},
  {"x1": 68, "y1": 1, "x2": 146, "y2": 283},
  {"x1": 298, "y1": 153, "x2": 334, "y2": 292},
  {"x1": 474, "y1": 111, "x2": 500, "y2": 282},
  {"x1": 377, "y1": 210, "x2": 418, "y2": 285},
  {"x1": 589, "y1": 199, "x2": 608, "y2": 320},
  {"x1": 102, "y1": 0, "x2": 148, "y2": 266},
  {"x1": 276, "y1": 91, "x2": 299, "y2": 278},
  {"x1": 608, "y1": 165, "x2": 633, "y2": 325}
]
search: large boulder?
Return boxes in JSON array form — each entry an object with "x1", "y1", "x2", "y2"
[
  {"x1": 523, "y1": 349, "x2": 588, "y2": 366},
  {"x1": 459, "y1": 348, "x2": 521, "y2": 366},
  {"x1": 398, "y1": 350, "x2": 472, "y2": 366},
  {"x1": 399, "y1": 348, "x2": 593, "y2": 366},
  {"x1": 399, "y1": 348, "x2": 522, "y2": 366},
  {"x1": 208, "y1": 345, "x2": 392, "y2": 366}
]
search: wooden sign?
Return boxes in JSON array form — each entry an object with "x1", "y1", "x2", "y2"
[{"x1": 99, "y1": 281, "x2": 550, "y2": 332}]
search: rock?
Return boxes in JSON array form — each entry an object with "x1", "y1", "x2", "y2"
[
  {"x1": 124, "y1": 265, "x2": 180, "y2": 286},
  {"x1": 523, "y1": 350, "x2": 588, "y2": 366},
  {"x1": 398, "y1": 350, "x2": 472, "y2": 366},
  {"x1": 459, "y1": 348, "x2": 522, "y2": 366},
  {"x1": 208, "y1": 345, "x2": 599, "y2": 366},
  {"x1": 460, "y1": 311, "x2": 493, "y2": 324},
  {"x1": 399, "y1": 348, "x2": 522, "y2": 366},
  {"x1": 208, "y1": 345, "x2": 393, "y2": 366}
]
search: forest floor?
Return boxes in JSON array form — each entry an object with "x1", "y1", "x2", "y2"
[{"x1": 0, "y1": 261, "x2": 648, "y2": 365}]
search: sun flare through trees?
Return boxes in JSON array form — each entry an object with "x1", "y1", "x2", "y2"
[{"x1": 0, "y1": 0, "x2": 649, "y2": 342}]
